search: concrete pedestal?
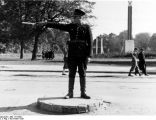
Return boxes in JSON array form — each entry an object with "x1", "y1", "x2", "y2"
[
  {"x1": 125, "y1": 40, "x2": 134, "y2": 53},
  {"x1": 37, "y1": 97, "x2": 110, "y2": 114}
]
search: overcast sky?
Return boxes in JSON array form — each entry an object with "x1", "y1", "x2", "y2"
[{"x1": 90, "y1": 0, "x2": 156, "y2": 39}]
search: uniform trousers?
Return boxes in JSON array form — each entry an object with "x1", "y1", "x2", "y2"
[{"x1": 67, "y1": 57, "x2": 88, "y2": 93}]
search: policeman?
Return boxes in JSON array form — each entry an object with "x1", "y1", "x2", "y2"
[{"x1": 43, "y1": 9, "x2": 93, "y2": 99}]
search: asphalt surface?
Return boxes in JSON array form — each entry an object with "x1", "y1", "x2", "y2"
[{"x1": 0, "y1": 63, "x2": 156, "y2": 115}]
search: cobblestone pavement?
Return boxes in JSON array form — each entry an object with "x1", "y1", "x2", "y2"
[{"x1": 0, "y1": 64, "x2": 156, "y2": 115}]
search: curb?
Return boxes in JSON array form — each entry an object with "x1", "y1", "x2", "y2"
[
  {"x1": 37, "y1": 97, "x2": 110, "y2": 114},
  {"x1": 1, "y1": 70, "x2": 156, "y2": 74},
  {"x1": 48, "y1": 60, "x2": 156, "y2": 66}
]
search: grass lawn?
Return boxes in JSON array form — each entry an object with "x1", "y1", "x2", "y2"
[
  {"x1": 1, "y1": 53, "x2": 156, "y2": 66},
  {"x1": 0, "y1": 53, "x2": 64, "y2": 65}
]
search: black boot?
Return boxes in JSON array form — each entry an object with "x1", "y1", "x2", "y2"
[
  {"x1": 64, "y1": 77, "x2": 75, "y2": 99},
  {"x1": 81, "y1": 93, "x2": 90, "y2": 99},
  {"x1": 80, "y1": 77, "x2": 90, "y2": 99}
]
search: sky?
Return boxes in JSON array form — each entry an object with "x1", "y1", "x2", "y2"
[{"x1": 89, "y1": 0, "x2": 156, "y2": 39}]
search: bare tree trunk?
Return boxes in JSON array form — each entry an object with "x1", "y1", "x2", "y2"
[
  {"x1": 20, "y1": 39, "x2": 24, "y2": 59},
  {"x1": 31, "y1": 34, "x2": 39, "y2": 60}
]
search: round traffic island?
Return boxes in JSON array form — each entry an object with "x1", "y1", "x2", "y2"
[{"x1": 37, "y1": 97, "x2": 110, "y2": 114}]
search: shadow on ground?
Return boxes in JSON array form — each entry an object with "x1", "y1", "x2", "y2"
[
  {"x1": 90, "y1": 75, "x2": 127, "y2": 78},
  {"x1": 0, "y1": 102, "x2": 65, "y2": 115},
  {"x1": 0, "y1": 97, "x2": 94, "y2": 115}
]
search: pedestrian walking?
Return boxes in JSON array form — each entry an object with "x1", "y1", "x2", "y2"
[
  {"x1": 42, "y1": 50, "x2": 45, "y2": 59},
  {"x1": 62, "y1": 50, "x2": 68, "y2": 75},
  {"x1": 138, "y1": 48, "x2": 148, "y2": 76},
  {"x1": 39, "y1": 9, "x2": 93, "y2": 99},
  {"x1": 128, "y1": 48, "x2": 141, "y2": 76}
]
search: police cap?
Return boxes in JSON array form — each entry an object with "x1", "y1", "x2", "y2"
[{"x1": 74, "y1": 9, "x2": 85, "y2": 16}]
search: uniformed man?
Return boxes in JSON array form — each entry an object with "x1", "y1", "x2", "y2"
[
  {"x1": 128, "y1": 48, "x2": 141, "y2": 76},
  {"x1": 41, "y1": 9, "x2": 93, "y2": 99},
  {"x1": 138, "y1": 48, "x2": 148, "y2": 76}
]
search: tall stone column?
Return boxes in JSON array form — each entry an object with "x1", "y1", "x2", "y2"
[
  {"x1": 101, "y1": 37, "x2": 104, "y2": 54},
  {"x1": 125, "y1": 1, "x2": 134, "y2": 53},
  {"x1": 128, "y1": 1, "x2": 132, "y2": 40},
  {"x1": 96, "y1": 38, "x2": 98, "y2": 55}
]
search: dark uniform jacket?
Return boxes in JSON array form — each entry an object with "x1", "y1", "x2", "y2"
[{"x1": 46, "y1": 23, "x2": 93, "y2": 58}]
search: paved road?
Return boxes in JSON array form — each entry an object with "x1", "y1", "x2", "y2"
[{"x1": 0, "y1": 64, "x2": 156, "y2": 115}]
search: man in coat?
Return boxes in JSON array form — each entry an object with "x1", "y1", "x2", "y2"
[{"x1": 138, "y1": 48, "x2": 148, "y2": 76}]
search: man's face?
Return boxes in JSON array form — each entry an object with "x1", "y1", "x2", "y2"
[{"x1": 73, "y1": 15, "x2": 81, "y2": 23}]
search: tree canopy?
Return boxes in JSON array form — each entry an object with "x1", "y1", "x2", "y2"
[
  {"x1": 149, "y1": 33, "x2": 156, "y2": 51},
  {"x1": 135, "y1": 33, "x2": 150, "y2": 50},
  {"x1": 0, "y1": 0, "x2": 95, "y2": 59}
]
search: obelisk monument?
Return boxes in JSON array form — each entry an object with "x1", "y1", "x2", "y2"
[{"x1": 125, "y1": 1, "x2": 134, "y2": 53}]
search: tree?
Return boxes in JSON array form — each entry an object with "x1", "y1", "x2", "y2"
[
  {"x1": 108, "y1": 33, "x2": 118, "y2": 53},
  {"x1": 149, "y1": 33, "x2": 156, "y2": 51},
  {"x1": 117, "y1": 30, "x2": 128, "y2": 54},
  {"x1": 42, "y1": 28, "x2": 69, "y2": 55},
  {"x1": 22, "y1": 0, "x2": 95, "y2": 60},
  {"x1": 53, "y1": 31, "x2": 69, "y2": 55},
  {"x1": 1, "y1": 0, "x2": 95, "y2": 60},
  {"x1": 135, "y1": 33, "x2": 150, "y2": 50},
  {"x1": 1, "y1": 0, "x2": 35, "y2": 58},
  {"x1": 31, "y1": 0, "x2": 95, "y2": 60}
]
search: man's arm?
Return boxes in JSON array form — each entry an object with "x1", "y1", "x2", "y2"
[
  {"x1": 45, "y1": 22, "x2": 70, "y2": 32},
  {"x1": 86, "y1": 25, "x2": 93, "y2": 58}
]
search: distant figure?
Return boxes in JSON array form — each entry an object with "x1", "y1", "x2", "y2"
[
  {"x1": 49, "y1": 49, "x2": 55, "y2": 60},
  {"x1": 62, "y1": 51, "x2": 68, "y2": 75},
  {"x1": 45, "y1": 50, "x2": 49, "y2": 60},
  {"x1": 62, "y1": 42, "x2": 69, "y2": 75},
  {"x1": 138, "y1": 48, "x2": 148, "y2": 76},
  {"x1": 128, "y1": 48, "x2": 141, "y2": 76},
  {"x1": 43, "y1": 49, "x2": 54, "y2": 60},
  {"x1": 42, "y1": 50, "x2": 45, "y2": 59}
]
